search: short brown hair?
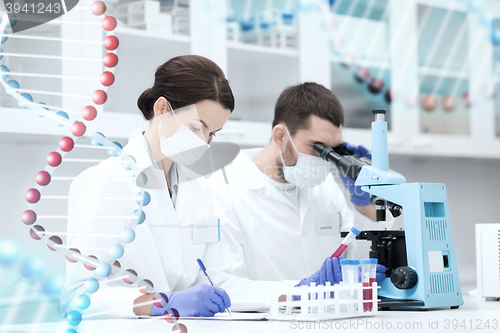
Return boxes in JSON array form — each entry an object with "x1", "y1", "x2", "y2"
[
  {"x1": 137, "y1": 55, "x2": 234, "y2": 120},
  {"x1": 272, "y1": 82, "x2": 344, "y2": 134}
]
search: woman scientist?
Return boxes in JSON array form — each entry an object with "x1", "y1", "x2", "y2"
[{"x1": 61, "y1": 55, "x2": 234, "y2": 318}]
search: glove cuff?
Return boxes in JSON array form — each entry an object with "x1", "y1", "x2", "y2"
[
  {"x1": 350, "y1": 192, "x2": 370, "y2": 206},
  {"x1": 150, "y1": 292, "x2": 174, "y2": 316}
]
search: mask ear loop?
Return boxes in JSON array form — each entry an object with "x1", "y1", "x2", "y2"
[
  {"x1": 284, "y1": 127, "x2": 300, "y2": 155},
  {"x1": 279, "y1": 148, "x2": 287, "y2": 167},
  {"x1": 158, "y1": 100, "x2": 181, "y2": 138},
  {"x1": 168, "y1": 101, "x2": 208, "y2": 146},
  {"x1": 167, "y1": 100, "x2": 181, "y2": 126},
  {"x1": 280, "y1": 127, "x2": 300, "y2": 168}
]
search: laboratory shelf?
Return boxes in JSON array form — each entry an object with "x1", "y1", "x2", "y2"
[
  {"x1": 418, "y1": 66, "x2": 468, "y2": 80},
  {"x1": 114, "y1": 25, "x2": 190, "y2": 44},
  {"x1": 0, "y1": 107, "x2": 144, "y2": 141},
  {"x1": 1, "y1": 0, "x2": 500, "y2": 159},
  {"x1": 330, "y1": 56, "x2": 390, "y2": 71},
  {"x1": 227, "y1": 41, "x2": 298, "y2": 59},
  {"x1": 227, "y1": 42, "x2": 300, "y2": 126},
  {"x1": 334, "y1": 128, "x2": 500, "y2": 160},
  {"x1": 103, "y1": 27, "x2": 191, "y2": 117},
  {"x1": 341, "y1": 63, "x2": 470, "y2": 81},
  {"x1": 213, "y1": 120, "x2": 271, "y2": 147}
]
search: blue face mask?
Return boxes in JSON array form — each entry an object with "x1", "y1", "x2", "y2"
[{"x1": 279, "y1": 127, "x2": 331, "y2": 188}]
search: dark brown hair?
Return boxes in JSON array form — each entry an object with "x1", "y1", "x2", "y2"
[
  {"x1": 272, "y1": 82, "x2": 344, "y2": 135},
  {"x1": 137, "y1": 55, "x2": 234, "y2": 120}
]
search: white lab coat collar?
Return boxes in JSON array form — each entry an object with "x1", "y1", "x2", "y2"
[
  {"x1": 230, "y1": 148, "x2": 272, "y2": 190},
  {"x1": 241, "y1": 147, "x2": 326, "y2": 194},
  {"x1": 229, "y1": 148, "x2": 335, "y2": 214},
  {"x1": 225, "y1": 148, "x2": 299, "y2": 211},
  {"x1": 125, "y1": 134, "x2": 172, "y2": 191},
  {"x1": 136, "y1": 133, "x2": 179, "y2": 206}
]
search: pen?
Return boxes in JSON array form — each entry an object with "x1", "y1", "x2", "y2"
[{"x1": 197, "y1": 258, "x2": 232, "y2": 316}]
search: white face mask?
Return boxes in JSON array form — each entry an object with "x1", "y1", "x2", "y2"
[
  {"x1": 159, "y1": 104, "x2": 209, "y2": 166},
  {"x1": 280, "y1": 127, "x2": 331, "y2": 188}
]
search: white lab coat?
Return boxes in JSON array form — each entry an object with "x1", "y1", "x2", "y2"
[
  {"x1": 61, "y1": 136, "x2": 298, "y2": 317},
  {"x1": 60, "y1": 135, "x2": 225, "y2": 317},
  {"x1": 207, "y1": 148, "x2": 395, "y2": 283}
]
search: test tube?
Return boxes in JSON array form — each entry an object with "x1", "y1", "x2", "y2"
[
  {"x1": 340, "y1": 259, "x2": 350, "y2": 283},
  {"x1": 350, "y1": 259, "x2": 359, "y2": 310},
  {"x1": 369, "y1": 258, "x2": 377, "y2": 310},
  {"x1": 360, "y1": 258, "x2": 377, "y2": 311},
  {"x1": 340, "y1": 259, "x2": 354, "y2": 313},
  {"x1": 349, "y1": 260, "x2": 359, "y2": 284},
  {"x1": 330, "y1": 226, "x2": 361, "y2": 259},
  {"x1": 360, "y1": 259, "x2": 371, "y2": 312}
]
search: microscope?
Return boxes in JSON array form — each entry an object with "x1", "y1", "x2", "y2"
[{"x1": 314, "y1": 109, "x2": 463, "y2": 310}]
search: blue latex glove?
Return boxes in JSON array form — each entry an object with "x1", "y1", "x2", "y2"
[
  {"x1": 343, "y1": 142, "x2": 372, "y2": 160},
  {"x1": 151, "y1": 284, "x2": 231, "y2": 317},
  {"x1": 339, "y1": 142, "x2": 372, "y2": 206},
  {"x1": 297, "y1": 256, "x2": 343, "y2": 287},
  {"x1": 357, "y1": 264, "x2": 387, "y2": 282}
]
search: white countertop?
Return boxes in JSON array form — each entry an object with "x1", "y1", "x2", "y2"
[{"x1": 1, "y1": 295, "x2": 499, "y2": 333}]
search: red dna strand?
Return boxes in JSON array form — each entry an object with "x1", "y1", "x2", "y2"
[{"x1": 0, "y1": 2, "x2": 186, "y2": 332}]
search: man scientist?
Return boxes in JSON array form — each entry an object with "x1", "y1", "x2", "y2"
[{"x1": 209, "y1": 82, "x2": 391, "y2": 288}]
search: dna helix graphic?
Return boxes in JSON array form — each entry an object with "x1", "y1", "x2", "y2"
[
  {"x1": 0, "y1": 1, "x2": 187, "y2": 332},
  {"x1": 0, "y1": 241, "x2": 66, "y2": 327}
]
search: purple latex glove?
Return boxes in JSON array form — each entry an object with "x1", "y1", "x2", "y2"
[
  {"x1": 343, "y1": 142, "x2": 372, "y2": 160},
  {"x1": 357, "y1": 264, "x2": 387, "y2": 282},
  {"x1": 297, "y1": 256, "x2": 343, "y2": 287},
  {"x1": 151, "y1": 284, "x2": 231, "y2": 317},
  {"x1": 339, "y1": 142, "x2": 372, "y2": 206}
]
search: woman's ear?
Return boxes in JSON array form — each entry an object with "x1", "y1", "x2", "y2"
[
  {"x1": 152, "y1": 97, "x2": 171, "y2": 118},
  {"x1": 272, "y1": 124, "x2": 286, "y2": 149}
]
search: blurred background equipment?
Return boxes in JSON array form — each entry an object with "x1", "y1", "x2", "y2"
[
  {"x1": 475, "y1": 223, "x2": 500, "y2": 301},
  {"x1": 113, "y1": 0, "x2": 190, "y2": 35}
]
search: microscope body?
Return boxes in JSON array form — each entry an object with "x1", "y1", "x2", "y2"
[
  {"x1": 359, "y1": 183, "x2": 463, "y2": 309},
  {"x1": 347, "y1": 109, "x2": 462, "y2": 309}
]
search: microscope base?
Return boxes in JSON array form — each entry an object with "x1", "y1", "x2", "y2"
[{"x1": 378, "y1": 297, "x2": 461, "y2": 310}]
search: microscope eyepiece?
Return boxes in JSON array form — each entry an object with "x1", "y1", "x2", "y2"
[
  {"x1": 372, "y1": 108, "x2": 386, "y2": 122},
  {"x1": 313, "y1": 142, "x2": 369, "y2": 181},
  {"x1": 313, "y1": 143, "x2": 342, "y2": 164},
  {"x1": 372, "y1": 108, "x2": 386, "y2": 115}
]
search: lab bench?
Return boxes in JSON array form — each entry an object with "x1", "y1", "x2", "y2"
[{"x1": 1, "y1": 295, "x2": 499, "y2": 333}]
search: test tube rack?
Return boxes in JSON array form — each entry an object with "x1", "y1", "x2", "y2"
[{"x1": 269, "y1": 282, "x2": 379, "y2": 321}]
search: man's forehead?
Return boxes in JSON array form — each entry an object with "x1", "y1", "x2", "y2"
[{"x1": 295, "y1": 121, "x2": 342, "y2": 147}]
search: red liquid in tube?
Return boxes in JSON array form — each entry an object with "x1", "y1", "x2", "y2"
[
  {"x1": 363, "y1": 277, "x2": 376, "y2": 312},
  {"x1": 363, "y1": 282, "x2": 370, "y2": 312},
  {"x1": 330, "y1": 244, "x2": 348, "y2": 259}
]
